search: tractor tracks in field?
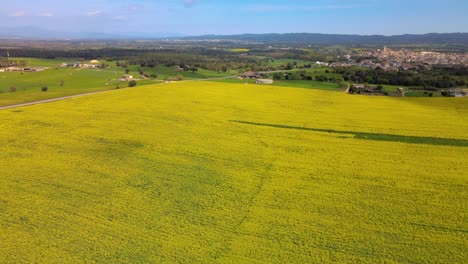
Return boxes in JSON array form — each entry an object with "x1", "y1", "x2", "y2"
[{"x1": 211, "y1": 137, "x2": 275, "y2": 261}]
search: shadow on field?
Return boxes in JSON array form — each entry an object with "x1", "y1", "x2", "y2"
[{"x1": 230, "y1": 120, "x2": 468, "y2": 147}]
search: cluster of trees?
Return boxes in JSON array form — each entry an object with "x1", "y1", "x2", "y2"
[
  {"x1": 121, "y1": 52, "x2": 262, "y2": 72},
  {"x1": 335, "y1": 66, "x2": 468, "y2": 88}
]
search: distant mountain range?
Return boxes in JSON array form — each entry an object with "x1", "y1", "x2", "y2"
[
  {"x1": 0, "y1": 27, "x2": 467, "y2": 45},
  {"x1": 180, "y1": 33, "x2": 468, "y2": 45}
]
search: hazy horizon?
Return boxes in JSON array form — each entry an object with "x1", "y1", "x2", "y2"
[{"x1": 2, "y1": 0, "x2": 468, "y2": 36}]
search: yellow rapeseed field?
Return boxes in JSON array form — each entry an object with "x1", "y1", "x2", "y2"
[{"x1": 0, "y1": 82, "x2": 467, "y2": 263}]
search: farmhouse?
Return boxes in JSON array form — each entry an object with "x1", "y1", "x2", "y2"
[
  {"x1": 5, "y1": 66, "x2": 23, "y2": 72},
  {"x1": 119, "y1": 75, "x2": 134, "y2": 82},
  {"x1": 80, "y1": 64, "x2": 101, "y2": 69},
  {"x1": 23, "y1": 67, "x2": 46, "y2": 72},
  {"x1": 256, "y1": 79, "x2": 274, "y2": 85},
  {"x1": 62, "y1": 62, "x2": 82, "y2": 68},
  {"x1": 316, "y1": 61, "x2": 329, "y2": 66},
  {"x1": 447, "y1": 89, "x2": 466, "y2": 97},
  {"x1": 240, "y1": 71, "x2": 263, "y2": 79}
]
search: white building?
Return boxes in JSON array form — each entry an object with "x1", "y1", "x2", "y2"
[{"x1": 256, "y1": 79, "x2": 274, "y2": 85}]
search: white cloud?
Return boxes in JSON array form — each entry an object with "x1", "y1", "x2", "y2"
[{"x1": 9, "y1": 11, "x2": 26, "y2": 17}]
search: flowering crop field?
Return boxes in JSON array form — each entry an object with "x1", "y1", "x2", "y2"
[{"x1": 0, "y1": 82, "x2": 467, "y2": 263}]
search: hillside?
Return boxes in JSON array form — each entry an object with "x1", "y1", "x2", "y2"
[
  {"x1": 182, "y1": 33, "x2": 468, "y2": 45},
  {"x1": 0, "y1": 82, "x2": 467, "y2": 262}
]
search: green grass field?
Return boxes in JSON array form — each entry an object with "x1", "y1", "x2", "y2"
[
  {"x1": 9, "y1": 57, "x2": 72, "y2": 67},
  {"x1": 133, "y1": 65, "x2": 235, "y2": 80},
  {"x1": 213, "y1": 78, "x2": 342, "y2": 91},
  {"x1": 0, "y1": 81, "x2": 466, "y2": 263}
]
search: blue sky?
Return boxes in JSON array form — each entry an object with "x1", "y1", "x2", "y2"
[{"x1": 2, "y1": 0, "x2": 467, "y2": 35}]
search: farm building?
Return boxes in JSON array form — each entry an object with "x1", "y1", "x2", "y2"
[
  {"x1": 448, "y1": 89, "x2": 466, "y2": 97},
  {"x1": 119, "y1": 75, "x2": 134, "y2": 82},
  {"x1": 80, "y1": 64, "x2": 101, "y2": 69},
  {"x1": 256, "y1": 79, "x2": 274, "y2": 85},
  {"x1": 23, "y1": 67, "x2": 46, "y2": 72},
  {"x1": 240, "y1": 71, "x2": 263, "y2": 79},
  {"x1": 62, "y1": 62, "x2": 82, "y2": 68},
  {"x1": 316, "y1": 61, "x2": 329, "y2": 66},
  {"x1": 5, "y1": 66, "x2": 23, "y2": 72}
]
